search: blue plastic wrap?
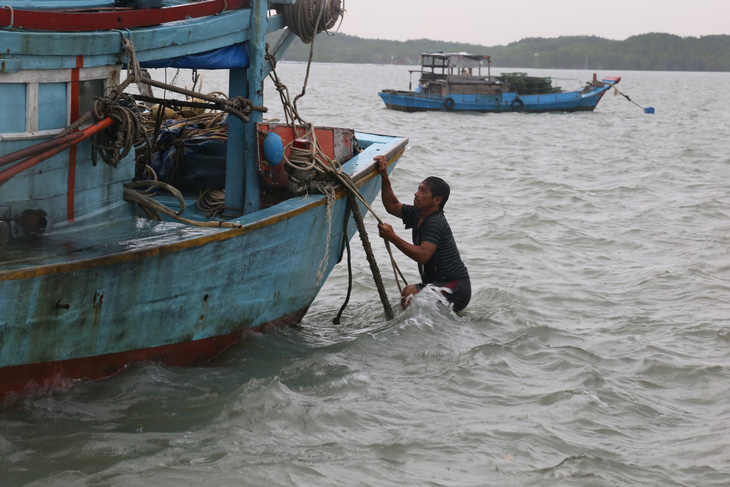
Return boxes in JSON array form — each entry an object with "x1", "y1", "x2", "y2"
[{"x1": 139, "y1": 42, "x2": 250, "y2": 70}]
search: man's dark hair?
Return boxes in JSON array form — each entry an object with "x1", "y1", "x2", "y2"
[{"x1": 424, "y1": 176, "x2": 450, "y2": 210}]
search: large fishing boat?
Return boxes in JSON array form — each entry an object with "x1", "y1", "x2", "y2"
[
  {"x1": 379, "y1": 52, "x2": 620, "y2": 113},
  {"x1": 0, "y1": 0, "x2": 408, "y2": 398}
]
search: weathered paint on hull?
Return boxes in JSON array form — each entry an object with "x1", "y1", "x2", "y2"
[
  {"x1": 0, "y1": 307, "x2": 307, "y2": 398},
  {"x1": 378, "y1": 83, "x2": 613, "y2": 113},
  {"x1": 0, "y1": 0, "x2": 407, "y2": 400}
]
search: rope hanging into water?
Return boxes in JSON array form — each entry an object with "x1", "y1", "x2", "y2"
[
  {"x1": 286, "y1": 122, "x2": 407, "y2": 280},
  {"x1": 611, "y1": 85, "x2": 655, "y2": 114},
  {"x1": 266, "y1": 38, "x2": 402, "y2": 318},
  {"x1": 346, "y1": 192, "x2": 394, "y2": 319},
  {"x1": 332, "y1": 203, "x2": 353, "y2": 325},
  {"x1": 306, "y1": 130, "x2": 407, "y2": 290},
  {"x1": 267, "y1": 38, "x2": 406, "y2": 317},
  {"x1": 280, "y1": 118, "x2": 407, "y2": 318},
  {"x1": 314, "y1": 181, "x2": 337, "y2": 287}
]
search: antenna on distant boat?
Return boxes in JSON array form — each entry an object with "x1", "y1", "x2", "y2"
[
  {"x1": 408, "y1": 70, "x2": 420, "y2": 91},
  {"x1": 613, "y1": 86, "x2": 654, "y2": 114}
]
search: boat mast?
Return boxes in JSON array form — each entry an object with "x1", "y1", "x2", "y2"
[{"x1": 226, "y1": 0, "x2": 269, "y2": 215}]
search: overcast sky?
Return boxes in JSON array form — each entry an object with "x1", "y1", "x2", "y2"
[{"x1": 336, "y1": 0, "x2": 730, "y2": 46}]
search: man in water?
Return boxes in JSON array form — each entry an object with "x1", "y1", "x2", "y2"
[{"x1": 375, "y1": 155, "x2": 471, "y2": 312}]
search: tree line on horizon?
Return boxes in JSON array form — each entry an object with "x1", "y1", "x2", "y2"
[{"x1": 279, "y1": 33, "x2": 730, "y2": 72}]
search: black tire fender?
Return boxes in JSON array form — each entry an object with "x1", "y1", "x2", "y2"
[
  {"x1": 511, "y1": 98, "x2": 525, "y2": 111},
  {"x1": 444, "y1": 98, "x2": 455, "y2": 111}
]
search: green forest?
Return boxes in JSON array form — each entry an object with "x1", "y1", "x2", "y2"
[{"x1": 280, "y1": 32, "x2": 730, "y2": 72}]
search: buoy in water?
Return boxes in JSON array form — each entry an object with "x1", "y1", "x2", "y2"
[{"x1": 263, "y1": 132, "x2": 284, "y2": 166}]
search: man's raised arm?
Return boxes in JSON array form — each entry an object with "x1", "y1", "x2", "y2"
[{"x1": 375, "y1": 155, "x2": 403, "y2": 218}]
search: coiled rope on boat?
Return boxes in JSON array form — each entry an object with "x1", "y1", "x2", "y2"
[
  {"x1": 282, "y1": 0, "x2": 343, "y2": 44},
  {"x1": 115, "y1": 37, "x2": 258, "y2": 228},
  {"x1": 89, "y1": 95, "x2": 143, "y2": 168},
  {"x1": 122, "y1": 185, "x2": 241, "y2": 228},
  {"x1": 33, "y1": 36, "x2": 260, "y2": 176}
]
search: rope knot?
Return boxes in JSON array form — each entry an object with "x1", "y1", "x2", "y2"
[
  {"x1": 90, "y1": 94, "x2": 144, "y2": 168},
  {"x1": 228, "y1": 96, "x2": 252, "y2": 116}
]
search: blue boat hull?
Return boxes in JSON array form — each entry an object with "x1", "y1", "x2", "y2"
[
  {"x1": 0, "y1": 135, "x2": 407, "y2": 395},
  {"x1": 0, "y1": 0, "x2": 406, "y2": 397},
  {"x1": 378, "y1": 80, "x2": 616, "y2": 113}
]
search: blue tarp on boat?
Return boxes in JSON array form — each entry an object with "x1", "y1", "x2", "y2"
[
  {"x1": 138, "y1": 42, "x2": 250, "y2": 69},
  {"x1": 150, "y1": 118, "x2": 228, "y2": 190}
]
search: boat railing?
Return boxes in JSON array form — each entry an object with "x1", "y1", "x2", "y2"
[
  {"x1": 445, "y1": 74, "x2": 499, "y2": 84},
  {"x1": 420, "y1": 72, "x2": 447, "y2": 81}
]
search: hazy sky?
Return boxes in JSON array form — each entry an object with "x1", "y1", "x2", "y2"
[{"x1": 337, "y1": 0, "x2": 730, "y2": 46}]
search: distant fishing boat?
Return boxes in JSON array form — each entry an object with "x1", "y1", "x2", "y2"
[
  {"x1": 0, "y1": 0, "x2": 408, "y2": 398},
  {"x1": 378, "y1": 52, "x2": 620, "y2": 113}
]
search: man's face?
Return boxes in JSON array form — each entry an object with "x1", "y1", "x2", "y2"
[{"x1": 414, "y1": 181, "x2": 437, "y2": 210}]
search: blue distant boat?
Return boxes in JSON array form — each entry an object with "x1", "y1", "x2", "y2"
[
  {"x1": 0, "y1": 0, "x2": 407, "y2": 398},
  {"x1": 378, "y1": 52, "x2": 621, "y2": 113}
]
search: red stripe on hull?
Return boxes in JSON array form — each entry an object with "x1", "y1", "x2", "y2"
[
  {"x1": 0, "y1": 0, "x2": 249, "y2": 32},
  {"x1": 0, "y1": 307, "x2": 308, "y2": 401}
]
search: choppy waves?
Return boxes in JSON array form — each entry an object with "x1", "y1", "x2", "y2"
[{"x1": 2, "y1": 65, "x2": 730, "y2": 486}]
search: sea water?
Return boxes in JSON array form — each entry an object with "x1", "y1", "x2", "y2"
[{"x1": 2, "y1": 63, "x2": 730, "y2": 486}]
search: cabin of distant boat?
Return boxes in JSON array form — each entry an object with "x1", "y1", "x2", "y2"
[{"x1": 414, "y1": 52, "x2": 510, "y2": 97}]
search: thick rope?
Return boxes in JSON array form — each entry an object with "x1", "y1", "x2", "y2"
[
  {"x1": 89, "y1": 94, "x2": 143, "y2": 167},
  {"x1": 347, "y1": 193, "x2": 393, "y2": 319},
  {"x1": 197, "y1": 189, "x2": 227, "y2": 219},
  {"x1": 115, "y1": 20, "x2": 399, "y2": 318},
  {"x1": 270, "y1": 45, "x2": 406, "y2": 312},
  {"x1": 123, "y1": 187, "x2": 242, "y2": 228},
  {"x1": 281, "y1": 122, "x2": 408, "y2": 292},
  {"x1": 332, "y1": 203, "x2": 353, "y2": 325},
  {"x1": 117, "y1": 37, "x2": 265, "y2": 225},
  {"x1": 315, "y1": 181, "x2": 336, "y2": 286},
  {"x1": 125, "y1": 179, "x2": 186, "y2": 215},
  {"x1": 282, "y1": 0, "x2": 343, "y2": 44},
  {"x1": 275, "y1": 118, "x2": 403, "y2": 318},
  {"x1": 267, "y1": 43, "x2": 401, "y2": 317}
]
